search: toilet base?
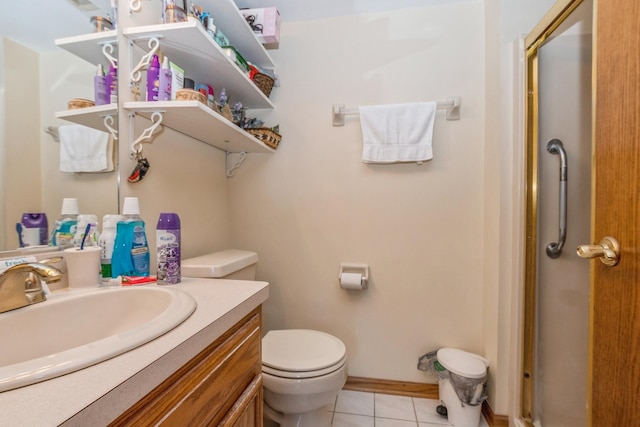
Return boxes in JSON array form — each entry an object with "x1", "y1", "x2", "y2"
[{"x1": 264, "y1": 402, "x2": 332, "y2": 427}]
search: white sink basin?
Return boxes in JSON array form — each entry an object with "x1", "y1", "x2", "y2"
[{"x1": 0, "y1": 285, "x2": 196, "y2": 392}]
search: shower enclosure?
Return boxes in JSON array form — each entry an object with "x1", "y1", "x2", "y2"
[{"x1": 522, "y1": 0, "x2": 593, "y2": 425}]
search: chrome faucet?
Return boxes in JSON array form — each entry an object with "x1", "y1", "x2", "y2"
[{"x1": 0, "y1": 262, "x2": 63, "y2": 313}]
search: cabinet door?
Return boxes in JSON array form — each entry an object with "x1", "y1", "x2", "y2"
[
  {"x1": 111, "y1": 308, "x2": 262, "y2": 426},
  {"x1": 219, "y1": 374, "x2": 263, "y2": 427}
]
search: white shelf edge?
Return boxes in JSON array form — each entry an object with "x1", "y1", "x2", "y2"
[{"x1": 124, "y1": 100, "x2": 275, "y2": 154}]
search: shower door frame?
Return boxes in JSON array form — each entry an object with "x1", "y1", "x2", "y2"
[{"x1": 521, "y1": 0, "x2": 588, "y2": 424}]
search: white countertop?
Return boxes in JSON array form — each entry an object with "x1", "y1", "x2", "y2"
[{"x1": 0, "y1": 278, "x2": 269, "y2": 427}]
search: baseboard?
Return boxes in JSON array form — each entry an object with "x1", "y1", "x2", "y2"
[{"x1": 345, "y1": 376, "x2": 509, "y2": 427}]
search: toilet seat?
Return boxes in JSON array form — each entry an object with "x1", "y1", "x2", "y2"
[{"x1": 262, "y1": 329, "x2": 346, "y2": 379}]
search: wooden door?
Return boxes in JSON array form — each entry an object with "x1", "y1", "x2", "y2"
[{"x1": 589, "y1": 1, "x2": 640, "y2": 425}]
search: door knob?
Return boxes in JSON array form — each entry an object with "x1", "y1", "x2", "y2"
[{"x1": 576, "y1": 236, "x2": 620, "y2": 266}]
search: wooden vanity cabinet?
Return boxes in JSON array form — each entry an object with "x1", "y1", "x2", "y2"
[{"x1": 111, "y1": 307, "x2": 263, "y2": 427}]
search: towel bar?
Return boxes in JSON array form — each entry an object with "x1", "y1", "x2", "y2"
[{"x1": 332, "y1": 97, "x2": 461, "y2": 126}]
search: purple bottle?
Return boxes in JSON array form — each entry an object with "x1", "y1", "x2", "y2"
[
  {"x1": 156, "y1": 213, "x2": 181, "y2": 284},
  {"x1": 21, "y1": 213, "x2": 48, "y2": 246},
  {"x1": 147, "y1": 54, "x2": 160, "y2": 101},
  {"x1": 105, "y1": 64, "x2": 118, "y2": 104}
]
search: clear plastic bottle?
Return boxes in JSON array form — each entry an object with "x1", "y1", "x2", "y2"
[
  {"x1": 51, "y1": 198, "x2": 79, "y2": 248},
  {"x1": 156, "y1": 212, "x2": 181, "y2": 284},
  {"x1": 73, "y1": 214, "x2": 100, "y2": 247},
  {"x1": 111, "y1": 197, "x2": 150, "y2": 277},
  {"x1": 99, "y1": 214, "x2": 122, "y2": 279}
]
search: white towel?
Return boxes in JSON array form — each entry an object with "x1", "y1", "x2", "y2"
[
  {"x1": 59, "y1": 125, "x2": 113, "y2": 173},
  {"x1": 359, "y1": 102, "x2": 437, "y2": 164}
]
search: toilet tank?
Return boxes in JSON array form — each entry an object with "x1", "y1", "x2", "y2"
[{"x1": 182, "y1": 250, "x2": 258, "y2": 280}]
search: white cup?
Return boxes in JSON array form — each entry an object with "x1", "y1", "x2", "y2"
[{"x1": 64, "y1": 246, "x2": 102, "y2": 288}]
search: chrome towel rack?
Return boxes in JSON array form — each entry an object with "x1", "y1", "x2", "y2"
[{"x1": 332, "y1": 96, "x2": 461, "y2": 126}]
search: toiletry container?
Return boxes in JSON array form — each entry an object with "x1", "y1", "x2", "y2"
[
  {"x1": 106, "y1": 64, "x2": 118, "y2": 104},
  {"x1": 99, "y1": 214, "x2": 122, "y2": 280},
  {"x1": 436, "y1": 348, "x2": 489, "y2": 427},
  {"x1": 158, "y1": 56, "x2": 172, "y2": 101},
  {"x1": 94, "y1": 64, "x2": 108, "y2": 105},
  {"x1": 182, "y1": 249, "x2": 258, "y2": 280},
  {"x1": 147, "y1": 54, "x2": 160, "y2": 101},
  {"x1": 156, "y1": 212, "x2": 181, "y2": 285},
  {"x1": 51, "y1": 198, "x2": 79, "y2": 248},
  {"x1": 73, "y1": 214, "x2": 100, "y2": 247},
  {"x1": 21, "y1": 213, "x2": 48, "y2": 247},
  {"x1": 111, "y1": 197, "x2": 150, "y2": 277}
]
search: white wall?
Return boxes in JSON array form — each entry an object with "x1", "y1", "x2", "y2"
[{"x1": 230, "y1": 2, "x2": 486, "y2": 384}]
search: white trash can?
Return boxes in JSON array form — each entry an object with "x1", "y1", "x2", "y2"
[{"x1": 436, "y1": 348, "x2": 489, "y2": 427}]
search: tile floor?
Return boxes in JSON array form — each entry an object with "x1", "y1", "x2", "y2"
[{"x1": 265, "y1": 389, "x2": 490, "y2": 427}]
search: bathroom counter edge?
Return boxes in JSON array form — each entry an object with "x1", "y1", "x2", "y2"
[{"x1": 0, "y1": 278, "x2": 269, "y2": 427}]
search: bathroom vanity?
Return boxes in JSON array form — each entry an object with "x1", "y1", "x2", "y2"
[{"x1": 0, "y1": 278, "x2": 268, "y2": 426}]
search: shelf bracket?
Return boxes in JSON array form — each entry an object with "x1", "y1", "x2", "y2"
[
  {"x1": 130, "y1": 37, "x2": 160, "y2": 85},
  {"x1": 130, "y1": 111, "x2": 163, "y2": 157},
  {"x1": 102, "y1": 114, "x2": 118, "y2": 140},
  {"x1": 102, "y1": 42, "x2": 118, "y2": 69},
  {"x1": 226, "y1": 152, "x2": 248, "y2": 178}
]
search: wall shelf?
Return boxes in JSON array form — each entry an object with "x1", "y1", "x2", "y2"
[
  {"x1": 125, "y1": 101, "x2": 275, "y2": 153},
  {"x1": 123, "y1": 21, "x2": 274, "y2": 109},
  {"x1": 55, "y1": 104, "x2": 118, "y2": 131},
  {"x1": 55, "y1": 31, "x2": 118, "y2": 66}
]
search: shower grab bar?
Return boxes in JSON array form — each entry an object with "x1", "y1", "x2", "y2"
[{"x1": 545, "y1": 138, "x2": 567, "y2": 259}]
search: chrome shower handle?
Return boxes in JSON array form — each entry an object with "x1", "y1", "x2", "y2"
[{"x1": 545, "y1": 139, "x2": 567, "y2": 258}]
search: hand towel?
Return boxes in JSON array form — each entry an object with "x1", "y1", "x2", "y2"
[
  {"x1": 359, "y1": 101, "x2": 437, "y2": 164},
  {"x1": 59, "y1": 125, "x2": 113, "y2": 173}
]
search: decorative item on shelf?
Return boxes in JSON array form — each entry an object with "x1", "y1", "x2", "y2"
[
  {"x1": 90, "y1": 16, "x2": 113, "y2": 32},
  {"x1": 252, "y1": 73, "x2": 274, "y2": 97},
  {"x1": 231, "y1": 102, "x2": 246, "y2": 127},
  {"x1": 221, "y1": 46, "x2": 250, "y2": 74},
  {"x1": 245, "y1": 125, "x2": 281, "y2": 149},
  {"x1": 163, "y1": 4, "x2": 187, "y2": 23},
  {"x1": 176, "y1": 88, "x2": 206, "y2": 104},
  {"x1": 68, "y1": 98, "x2": 95, "y2": 110}
]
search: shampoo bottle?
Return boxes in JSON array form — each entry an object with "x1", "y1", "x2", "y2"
[
  {"x1": 51, "y1": 198, "x2": 79, "y2": 248},
  {"x1": 111, "y1": 197, "x2": 150, "y2": 277},
  {"x1": 94, "y1": 64, "x2": 108, "y2": 105},
  {"x1": 147, "y1": 54, "x2": 160, "y2": 101},
  {"x1": 156, "y1": 212, "x2": 181, "y2": 285},
  {"x1": 158, "y1": 56, "x2": 172, "y2": 101},
  {"x1": 98, "y1": 214, "x2": 122, "y2": 280}
]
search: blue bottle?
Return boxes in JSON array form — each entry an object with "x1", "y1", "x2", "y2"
[{"x1": 111, "y1": 197, "x2": 150, "y2": 277}]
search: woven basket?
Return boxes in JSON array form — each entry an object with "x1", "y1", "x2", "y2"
[
  {"x1": 246, "y1": 127, "x2": 281, "y2": 149},
  {"x1": 253, "y1": 73, "x2": 274, "y2": 97}
]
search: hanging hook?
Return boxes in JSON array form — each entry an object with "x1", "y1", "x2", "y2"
[
  {"x1": 103, "y1": 115, "x2": 118, "y2": 140},
  {"x1": 130, "y1": 111, "x2": 163, "y2": 157},
  {"x1": 226, "y1": 152, "x2": 248, "y2": 177},
  {"x1": 102, "y1": 43, "x2": 118, "y2": 69},
  {"x1": 130, "y1": 37, "x2": 160, "y2": 84}
]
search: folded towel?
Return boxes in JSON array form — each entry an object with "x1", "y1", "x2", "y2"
[
  {"x1": 359, "y1": 102, "x2": 437, "y2": 164},
  {"x1": 59, "y1": 125, "x2": 113, "y2": 173}
]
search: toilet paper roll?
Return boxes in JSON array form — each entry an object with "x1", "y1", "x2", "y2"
[{"x1": 340, "y1": 272, "x2": 364, "y2": 290}]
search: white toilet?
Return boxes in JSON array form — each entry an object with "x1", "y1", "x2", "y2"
[
  {"x1": 182, "y1": 250, "x2": 348, "y2": 427},
  {"x1": 262, "y1": 329, "x2": 347, "y2": 426}
]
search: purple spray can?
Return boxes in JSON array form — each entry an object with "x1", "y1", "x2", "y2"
[
  {"x1": 21, "y1": 213, "x2": 48, "y2": 246},
  {"x1": 156, "y1": 212, "x2": 181, "y2": 284}
]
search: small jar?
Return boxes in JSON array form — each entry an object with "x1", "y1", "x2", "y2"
[
  {"x1": 90, "y1": 16, "x2": 114, "y2": 32},
  {"x1": 164, "y1": 5, "x2": 187, "y2": 23}
]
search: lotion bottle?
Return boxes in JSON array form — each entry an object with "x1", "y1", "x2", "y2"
[
  {"x1": 94, "y1": 64, "x2": 108, "y2": 105},
  {"x1": 158, "y1": 56, "x2": 172, "y2": 101},
  {"x1": 147, "y1": 54, "x2": 160, "y2": 101},
  {"x1": 105, "y1": 64, "x2": 118, "y2": 104}
]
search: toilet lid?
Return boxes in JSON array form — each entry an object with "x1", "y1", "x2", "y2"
[
  {"x1": 437, "y1": 348, "x2": 488, "y2": 379},
  {"x1": 262, "y1": 329, "x2": 346, "y2": 373}
]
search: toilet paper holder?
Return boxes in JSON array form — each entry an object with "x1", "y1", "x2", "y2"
[{"x1": 338, "y1": 263, "x2": 370, "y2": 289}]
